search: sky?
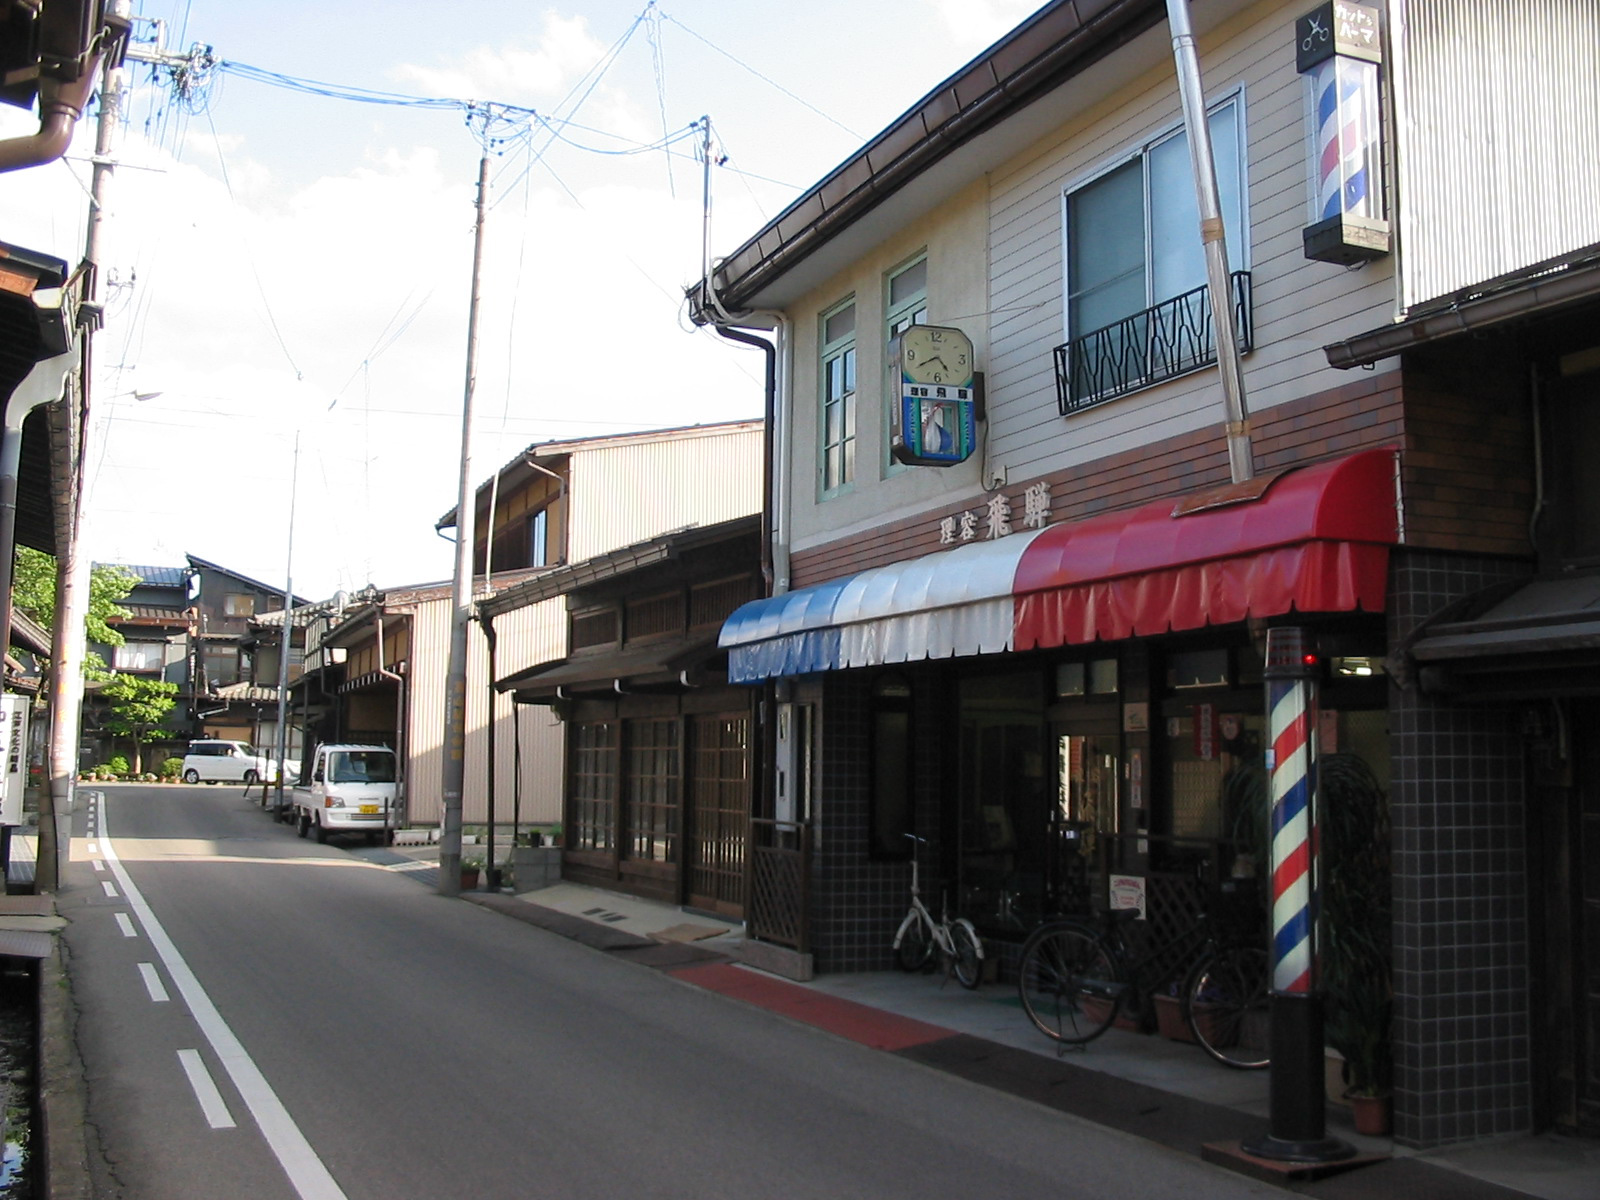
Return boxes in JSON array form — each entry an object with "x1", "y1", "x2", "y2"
[{"x1": 1, "y1": 0, "x2": 1043, "y2": 598}]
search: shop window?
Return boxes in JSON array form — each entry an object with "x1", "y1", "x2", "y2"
[
  {"x1": 870, "y1": 675, "x2": 914, "y2": 859},
  {"x1": 1166, "y1": 647, "x2": 1230, "y2": 689},
  {"x1": 570, "y1": 721, "x2": 618, "y2": 852},
  {"x1": 1056, "y1": 657, "x2": 1119, "y2": 697}
]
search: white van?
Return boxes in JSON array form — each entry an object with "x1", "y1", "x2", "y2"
[
  {"x1": 292, "y1": 744, "x2": 400, "y2": 844},
  {"x1": 181, "y1": 739, "x2": 283, "y2": 785}
]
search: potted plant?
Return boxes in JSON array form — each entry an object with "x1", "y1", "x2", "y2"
[
  {"x1": 1320, "y1": 753, "x2": 1393, "y2": 1135},
  {"x1": 460, "y1": 855, "x2": 484, "y2": 891}
]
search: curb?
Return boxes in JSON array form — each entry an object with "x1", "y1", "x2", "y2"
[{"x1": 39, "y1": 935, "x2": 92, "y2": 1200}]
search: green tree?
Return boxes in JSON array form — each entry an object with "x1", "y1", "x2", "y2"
[
  {"x1": 99, "y1": 674, "x2": 179, "y2": 774},
  {"x1": 11, "y1": 548, "x2": 139, "y2": 678}
]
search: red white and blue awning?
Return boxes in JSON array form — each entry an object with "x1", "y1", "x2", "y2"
[{"x1": 719, "y1": 449, "x2": 1399, "y2": 684}]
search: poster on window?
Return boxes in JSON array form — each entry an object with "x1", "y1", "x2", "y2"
[
  {"x1": 1192, "y1": 703, "x2": 1217, "y2": 760},
  {"x1": 1109, "y1": 874, "x2": 1147, "y2": 919}
]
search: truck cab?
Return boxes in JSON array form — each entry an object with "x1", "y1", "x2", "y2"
[{"x1": 292, "y1": 744, "x2": 400, "y2": 844}]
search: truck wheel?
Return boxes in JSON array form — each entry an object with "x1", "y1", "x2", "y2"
[
  {"x1": 182, "y1": 769, "x2": 199, "y2": 784},
  {"x1": 314, "y1": 816, "x2": 329, "y2": 844},
  {"x1": 296, "y1": 811, "x2": 309, "y2": 838}
]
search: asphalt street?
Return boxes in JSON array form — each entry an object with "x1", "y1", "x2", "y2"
[{"x1": 56, "y1": 783, "x2": 1284, "y2": 1200}]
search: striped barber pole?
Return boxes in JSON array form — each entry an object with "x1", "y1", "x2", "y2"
[
  {"x1": 1268, "y1": 675, "x2": 1315, "y2": 993},
  {"x1": 1311, "y1": 56, "x2": 1381, "y2": 222}
]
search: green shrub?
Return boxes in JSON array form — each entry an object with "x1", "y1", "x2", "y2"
[
  {"x1": 161, "y1": 757, "x2": 183, "y2": 778},
  {"x1": 108, "y1": 755, "x2": 130, "y2": 777}
]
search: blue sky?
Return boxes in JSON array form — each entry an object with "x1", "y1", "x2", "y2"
[{"x1": 1, "y1": 0, "x2": 1040, "y2": 595}]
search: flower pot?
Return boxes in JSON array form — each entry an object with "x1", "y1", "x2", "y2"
[
  {"x1": 1081, "y1": 995, "x2": 1141, "y2": 1033},
  {"x1": 460, "y1": 867, "x2": 481, "y2": 891},
  {"x1": 1346, "y1": 1091, "x2": 1392, "y2": 1136},
  {"x1": 1153, "y1": 993, "x2": 1197, "y2": 1043}
]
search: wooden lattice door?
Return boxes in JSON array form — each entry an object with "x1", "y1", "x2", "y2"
[{"x1": 688, "y1": 714, "x2": 749, "y2": 917}]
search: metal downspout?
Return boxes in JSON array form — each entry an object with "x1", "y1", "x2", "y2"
[
  {"x1": 480, "y1": 611, "x2": 500, "y2": 889},
  {"x1": 375, "y1": 610, "x2": 406, "y2": 827},
  {"x1": 1166, "y1": 0, "x2": 1254, "y2": 483},
  {"x1": 714, "y1": 325, "x2": 777, "y2": 591},
  {"x1": 0, "y1": 62, "x2": 100, "y2": 174}
]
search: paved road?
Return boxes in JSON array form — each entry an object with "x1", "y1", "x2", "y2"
[{"x1": 57, "y1": 784, "x2": 1278, "y2": 1199}]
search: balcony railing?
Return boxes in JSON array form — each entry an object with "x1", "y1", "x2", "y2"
[{"x1": 1053, "y1": 271, "x2": 1253, "y2": 416}]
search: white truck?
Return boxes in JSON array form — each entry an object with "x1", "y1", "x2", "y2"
[{"x1": 292, "y1": 744, "x2": 400, "y2": 845}]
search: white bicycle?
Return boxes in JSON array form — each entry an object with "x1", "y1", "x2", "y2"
[{"x1": 892, "y1": 834, "x2": 984, "y2": 989}]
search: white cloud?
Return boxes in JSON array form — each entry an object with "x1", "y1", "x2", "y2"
[
  {"x1": 393, "y1": 12, "x2": 611, "y2": 104},
  {"x1": 933, "y1": 0, "x2": 1048, "y2": 48}
]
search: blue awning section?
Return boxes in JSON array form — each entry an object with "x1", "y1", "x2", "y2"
[{"x1": 718, "y1": 530, "x2": 1045, "y2": 684}]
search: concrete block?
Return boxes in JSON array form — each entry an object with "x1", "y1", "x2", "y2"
[{"x1": 736, "y1": 938, "x2": 814, "y2": 982}]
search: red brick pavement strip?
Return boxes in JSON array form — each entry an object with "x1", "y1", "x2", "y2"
[{"x1": 668, "y1": 962, "x2": 957, "y2": 1051}]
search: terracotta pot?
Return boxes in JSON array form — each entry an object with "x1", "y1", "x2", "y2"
[
  {"x1": 1152, "y1": 993, "x2": 1196, "y2": 1043},
  {"x1": 460, "y1": 868, "x2": 481, "y2": 891},
  {"x1": 1347, "y1": 1091, "x2": 1392, "y2": 1136}
]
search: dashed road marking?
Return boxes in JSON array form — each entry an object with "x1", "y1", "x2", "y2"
[
  {"x1": 115, "y1": 913, "x2": 137, "y2": 938},
  {"x1": 138, "y1": 962, "x2": 170, "y2": 1003},
  {"x1": 101, "y1": 881, "x2": 119, "y2": 898},
  {"x1": 178, "y1": 1049, "x2": 237, "y2": 1129}
]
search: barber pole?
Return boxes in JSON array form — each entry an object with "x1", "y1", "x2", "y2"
[
  {"x1": 1269, "y1": 676, "x2": 1315, "y2": 993},
  {"x1": 1243, "y1": 627, "x2": 1353, "y2": 1164}
]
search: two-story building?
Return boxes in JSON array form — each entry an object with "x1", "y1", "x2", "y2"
[
  {"x1": 297, "y1": 421, "x2": 763, "y2": 845},
  {"x1": 688, "y1": 0, "x2": 1600, "y2": 1149}
]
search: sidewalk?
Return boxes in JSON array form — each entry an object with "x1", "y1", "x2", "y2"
[{"x1": 372, "y1": 845, "x2": 1599, "y2": 1200}]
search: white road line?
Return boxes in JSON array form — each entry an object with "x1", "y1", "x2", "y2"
[
  {"x1": 115, "y1": 913, "x2": 137, "y2": 938},
  {"x1": 100, "y1": 806, "x2": 349, "y2": 1200},
  {"x1": 138, "y1": 962, "x2": 170, "y2": 1003},
  {"x1": 177, "y1": 1049, "x2": 238, "y2": 1129},
  {"x1": 92, "y1": 859, "x2": 105, "y2": 872},
  {"x1": 87, "y1": 843, "x2": 98, "y2": 853},
  {"x1": 101, "y1": 881, "x2": 118, "y2": 898}
]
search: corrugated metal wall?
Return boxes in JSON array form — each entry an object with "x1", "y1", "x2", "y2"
[
  {"x1": 1394, "y1": 0, "x2": 1600, "y2": 310},
  {"x1": 404, "y1": 594, "x2": 567, "y2": 832},
  {"x1": 568, "y1": 427, "x2": 762, "y2": 561}
]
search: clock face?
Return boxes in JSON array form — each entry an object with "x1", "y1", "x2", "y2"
[{"x1": 899, "y1": 325, "x2": 973, "y2": 386}]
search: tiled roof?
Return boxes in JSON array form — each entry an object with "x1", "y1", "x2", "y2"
[{"x1": 98, "y1": 563, "x2": 188, "y2": 588}]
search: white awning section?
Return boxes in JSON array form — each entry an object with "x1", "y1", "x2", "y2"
[{"x1": 719, "y1": 529, "x2": 1045, "y2": 683}]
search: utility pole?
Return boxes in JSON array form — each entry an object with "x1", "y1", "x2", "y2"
[
  {"x1": 41, "y1": 47, "x2": 127, "y2": 891},
  {"x1": 438, "y1": 152, "x2": 490, "y2": 896},
  {"x1": 271, "y1": 432, "x2": 300, "y2": 819}
]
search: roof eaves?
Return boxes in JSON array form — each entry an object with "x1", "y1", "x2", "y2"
[{"x1": 687, "y1": 0, "x2": 1164, "y2": 318}]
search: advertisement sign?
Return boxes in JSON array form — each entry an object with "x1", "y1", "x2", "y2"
[{"x1": 0, "y1": 695, "x2": 28, "y2": 826}]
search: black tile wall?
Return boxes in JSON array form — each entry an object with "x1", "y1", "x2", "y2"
[
  {"x1": 809, "y1": 671, "x2": 943, "y2": 973},
  {"x1": 1387, "y1": 548, "x2": 1534, "y2": 1148}
]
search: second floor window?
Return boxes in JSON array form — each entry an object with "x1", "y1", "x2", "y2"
[
  {"x1": 113, "y1": 641, "x2": 165, "y2": 672},
  {"x1": 1064, "y1": 97, "x2": 1244, "y2": 403},
  {"x1": 820, "y1": 299, "x2": 857, "y2": 496},
  {"x1": 529, "y1": 509, "x2": 549, "y2": 567},
  {"x1": 224, "y1": 593, "x2": 255, "y2": 618}
]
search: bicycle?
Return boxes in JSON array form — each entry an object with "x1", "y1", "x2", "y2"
[
  {"x1": 1016, "y1": 899, "x2": 1270, "y2": 1068},
  {"x1": 892, "y1": 835, "x2": 984, "y2": 990}
]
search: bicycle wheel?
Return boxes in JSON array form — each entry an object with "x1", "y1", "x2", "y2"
[
  {"x1": 950, "y1": 920, "x2": 983, "y2": 990},
  {"x1": 1186, "y1": 944, "x2": 1271, "y2": 1069},
  {"x1": 1017, "y1": 923, "x2": 1120, "y2": 1044},
  {"x1": 895, "y1": 911, "x2": 934, "y2": 972}
]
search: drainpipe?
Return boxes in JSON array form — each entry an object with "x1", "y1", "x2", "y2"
[
  {"x1": 0, "y1": 353, "x2": 75, "y2": 657},
  {"x1": 715, "y1": 326, "x2": 777, "y2": 591},
  {"x1": 0, "y1": 60, "x2": 101, "y2": 174},
  {"x1": 374, "y1": 609, "x2": 406, "y2": 826},
  {"x1": 480, "y1": 610, "x2": 500, "y2": 889},
  {"x1": 1166, "y1": 0, "x2": 1254, "y2": 483}
]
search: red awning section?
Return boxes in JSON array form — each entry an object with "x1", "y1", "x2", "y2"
[{"x1": 1013, "y1": 449, "x2": 1399, "y2": 648}]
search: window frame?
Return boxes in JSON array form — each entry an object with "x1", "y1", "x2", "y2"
[
  {"x1": 818, "y1": 296, "x2": 858, "y2": 499},
  {"x1": 883, "y1": 255, "x2": 929, "y2": 478},
  {"x1": 1059, "y1": 89, "x2": 1249, "y2": 351},
  {"x1": 112, "y1": 640, "x2": 166, "y2": 672}
]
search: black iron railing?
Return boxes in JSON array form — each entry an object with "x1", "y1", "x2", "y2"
[{"x1": 1054, "y1": 271, "x2": 1253, "y2": 416}]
